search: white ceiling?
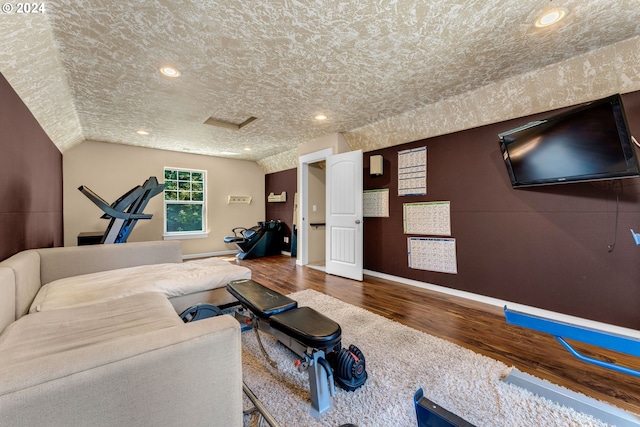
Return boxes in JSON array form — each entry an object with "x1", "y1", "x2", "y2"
[{"x1": 2, "y1": 0, "x2": 640, "y2": 163}]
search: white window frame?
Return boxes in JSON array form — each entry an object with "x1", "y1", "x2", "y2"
[{"x1": 163, "y1": 167, "x2": 209, "y2": 240}]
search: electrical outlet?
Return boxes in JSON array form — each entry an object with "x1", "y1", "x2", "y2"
[{"x1": 284, "y1": 236, "x2": 289, "y2": 243}]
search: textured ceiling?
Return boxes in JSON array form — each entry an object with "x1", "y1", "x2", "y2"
[{"x1": 1, "y1": 0, "x2": 640, "y2": 163}]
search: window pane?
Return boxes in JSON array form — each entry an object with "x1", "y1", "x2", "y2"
[
  {"x1": 166, "y1": 204, "x2": 203, "y2": 232},
  {"x1": 164, "y1": 168, "x2": 206, "y2": 235}
]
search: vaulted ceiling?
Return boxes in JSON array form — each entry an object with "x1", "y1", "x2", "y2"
[{"x1": 2, "y1": 0, "x2": 640, "y2": 166}]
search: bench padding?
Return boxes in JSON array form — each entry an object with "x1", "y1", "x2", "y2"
[
  {"x1": 271, "y1": 307, "x2": 342, "y2": 349},
  {"x1": 227, "y1": 279, "x2": 342, "y2": 349},
  {"x1": 227, "y1": 279, "x2": 297, "y2": 319}
]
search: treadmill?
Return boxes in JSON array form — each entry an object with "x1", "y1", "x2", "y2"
[{"x1": 77, "y1": 176, "x2": 164, "y2": 245}]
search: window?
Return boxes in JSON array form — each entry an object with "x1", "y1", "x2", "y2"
[{"x1": 163, "y1": 168, "x2": 207, "y2": 238}]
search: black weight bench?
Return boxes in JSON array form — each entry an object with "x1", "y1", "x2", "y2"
[{"x1": 227, "y1": 279, "x2": 367, "y2": 417}]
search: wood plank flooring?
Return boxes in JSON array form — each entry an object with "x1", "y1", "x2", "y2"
[{"x1": 222, "y1": 254, "x2": 640, "y2": 417}]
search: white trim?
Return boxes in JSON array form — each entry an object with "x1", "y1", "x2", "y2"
[
  {"x1": 298, "y1": 148, "x2": 334, "y2": 165},
  {"x1": 182, "y1": 249, "x2": 238, "y2": 260},
  {"x1": 163, "y1": 167, "x2": 207, "y2": 235},
  {"x1": 181, "y1": 249, "x2": 291, "y2": 260},
  {"x1": 298, "y1": 148, "x2": 334, "y2": 267},
  {"x1": 163, "y1": 231, "x2": 209, "y2": 240},
  {"x1": 363, "y1": 269, "x2": 640, "y2": 338}
]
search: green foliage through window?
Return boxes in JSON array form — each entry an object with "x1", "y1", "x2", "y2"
[
  {"x1": 166, "y1": 204, "x2": 203, "y2": 232},
  {"x1": 164, "y1": 168, "x2": 206, "y2": 234}
]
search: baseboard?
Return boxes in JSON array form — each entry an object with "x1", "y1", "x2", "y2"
[
  {"x1": 364, "y1": 269, "x2": 507, "y2": 308},
  {"x1": 182, "y1": 250, "x2": 238, "y2": 260},
  {"x1": 185, "y1": 250, "x2": 292, "y2": 260},
  {"x1": 363, "y1": 269, "x2": 637, "y2": 338},
  {"x1": 180, "y1": 254, "x2": 632, "y2": 337}
]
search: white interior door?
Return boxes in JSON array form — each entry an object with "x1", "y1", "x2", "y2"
[{"x1": 326, "y1": 150, "x2": 363, "y2": 281}]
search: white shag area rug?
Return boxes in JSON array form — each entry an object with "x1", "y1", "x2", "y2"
[{"x1": 241, "y1": 290, "x2": 614, "y2": 427}]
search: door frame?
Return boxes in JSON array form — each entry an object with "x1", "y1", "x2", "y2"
[{"x1": 297, "y1": 148, "x2": 334, "y2": 266}]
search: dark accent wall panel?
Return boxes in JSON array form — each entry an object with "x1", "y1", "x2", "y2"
[
  {"x1": 265, "y1": 168, "x2": 297, "y2": 252},
  {"x1": 0, "y1": 72, "x2": 63, "y2": 260},
  {"x1": 364, "y1": 91, "x2": 640, "y2": 329}
]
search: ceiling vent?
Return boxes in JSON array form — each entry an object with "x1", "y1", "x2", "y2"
[{"x1": 204, "y1": 116, "x2": 258, "y2": 130}]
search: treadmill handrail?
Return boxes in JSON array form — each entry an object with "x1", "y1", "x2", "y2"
[{"x1": 78, "y1": 185, "x2": 146, "y2": 220}]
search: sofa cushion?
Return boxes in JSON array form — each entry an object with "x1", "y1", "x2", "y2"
[
  {"x1": 30, "y1": 257, "x2": 250, "y2": 313},
  {"x1": 0, "y1": 292, "x2": 182, "y2": 366}
]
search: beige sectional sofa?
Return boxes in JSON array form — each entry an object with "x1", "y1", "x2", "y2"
[{"x1": 0, "y1": 241, "x2": 247, "y2": 427}]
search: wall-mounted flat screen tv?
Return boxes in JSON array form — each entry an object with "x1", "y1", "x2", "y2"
[{"x1": 498, "y1": 94, "x2": 639, "y2": 188}]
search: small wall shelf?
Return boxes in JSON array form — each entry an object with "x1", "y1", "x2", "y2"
[
  {"x1": 228, "y1": 195, "x2": 252, "y2": 204},
  {"x1": 268, "y1": 191, "x2": 286, "y2": 202}
]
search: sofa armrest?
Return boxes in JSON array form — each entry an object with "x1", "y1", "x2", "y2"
[
  {"x1": 0, "y1": 267, "x2": 15, "y2": 333},
  {"x1": 0, "y1": 315, "x2": 242, "y2": 427},
  {"x1": 37, "y1": 241, "x2": 183, "y2": 285}
]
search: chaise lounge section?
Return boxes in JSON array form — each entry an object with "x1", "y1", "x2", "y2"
[{"x1": 0, "y1": 241, "x2": 246, "y2": 427}]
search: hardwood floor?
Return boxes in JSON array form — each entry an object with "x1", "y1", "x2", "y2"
[{"x1": 224, "y1": 254, "x2": 640, "y2": 416}]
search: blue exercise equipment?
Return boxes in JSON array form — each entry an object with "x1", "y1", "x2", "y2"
[
  {"x1": 504, "y1": 306, "x2": 640, "y2": 377},
  {"x1": 414, "y1": 389, "x2": 475, "y2": 427}
]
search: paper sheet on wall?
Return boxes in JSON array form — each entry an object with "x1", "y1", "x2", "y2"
[
  {"x1": 408, "y1": 237, "x2": 457, "y2": 274},
  {"x1": 403, "y1": 201, "x2": 451, "y2": 235},
  {"x1": 363, "y1": 189, "x2": 389, "y2": 217},
  {"x1": 398, "y1": 146, "x2": 427, "y2": 196}
]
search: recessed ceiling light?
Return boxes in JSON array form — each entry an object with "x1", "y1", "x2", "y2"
[
  {"x1": 535, "y1": 8, "x2": 567, "y2": 27},
  {"x1": 220, "y1": 151, "x2": 240, "y2": 156},
  {"x1": 243, "y1": 147, "x2": 252, "y2": 151},
  {"x1": 136, "y1": 129, "x2": 150, "y2": 135},
  {"x1": 315, "y1": 114, "x2": 327, "y2": 121},
  {"x1": 160, "y1": 66, "x2": 181, "y2": 77}
]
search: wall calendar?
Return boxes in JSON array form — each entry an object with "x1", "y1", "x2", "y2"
[
  {"x1": 407, "y1": 237, "x2": 457, "y2": 274},
  {"x1": 398, "y1": 146, "x2": 427, "y2": 196},
  {"x1": 363, "y1": 189, "x2": 389, "y2": 217},
  {"x1": 403, "y1": 201, "x2": 451, "y2": 235}
]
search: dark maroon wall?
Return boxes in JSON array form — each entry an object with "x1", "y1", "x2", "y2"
[
  {"x1": 265, "y1": 168, "x2": 297, "y2": 252},
  {"x1": 364, "y1": 91, "x2": 640, "y2": 329},
  {"x1": 0, "y1": 73, "x2": 63, "y2": 260}
]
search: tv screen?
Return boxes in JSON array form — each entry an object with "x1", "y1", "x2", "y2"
[{"x1": 498, "y1": 94, "x2": 640, "y2": 188}]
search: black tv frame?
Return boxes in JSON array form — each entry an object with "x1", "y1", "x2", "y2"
[{"x1": 498, "y1": 94, "x2": 640, "y2": 188}]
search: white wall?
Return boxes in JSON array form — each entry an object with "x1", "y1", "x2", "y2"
[
  {"x1": 63, "y1": 140, "x2": 265, "y2": 256},
  {"x1": 307, "y1": 163, "x2": 326, "y2": 264}
]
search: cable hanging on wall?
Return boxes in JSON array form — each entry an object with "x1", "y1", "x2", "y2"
[{"x1": 607, "y1": 189, "x2": 619, "y2": 252}]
